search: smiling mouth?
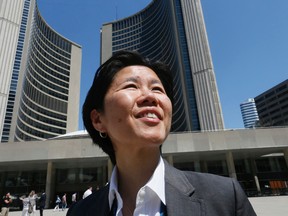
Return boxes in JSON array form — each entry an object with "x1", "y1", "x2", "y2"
[
  {"x1": 138, "y1": 112, "x2": 159, "y2": 119},
  {"x1": 145, "y1": 113, "x2": 158, "y2": 119}
]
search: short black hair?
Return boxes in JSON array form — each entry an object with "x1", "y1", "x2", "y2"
[{"x1": 82, "y1": 50, "x2": 173, "y2": 165}]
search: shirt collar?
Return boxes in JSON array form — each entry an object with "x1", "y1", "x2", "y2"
[
  {"x1": 146, "y1": 157, "x2": 166, "y2": 205},
  {"x1": 108, "y1": 157, "x2": 166, "y2": 209},
  {"x1": 108, "y1": 165, "x2": 121, "y2": 209}
]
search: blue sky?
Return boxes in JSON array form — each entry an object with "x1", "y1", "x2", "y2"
[{"x1": 38, "y1": 0, "x2": 288, "y2": 130}]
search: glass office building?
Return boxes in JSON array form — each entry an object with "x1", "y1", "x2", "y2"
[
  {"x1": 101, "y1": 0, "x2": 224, "y2": 132},
  {"x1": 240, "y1": 98, "x2": 259, "y2": 128},
  {"x1": 255, "y1": 79, "x2": 288, "y2": 127},
  {"x1": 0, "y1": 0, "x2": 82, "y2": 142}
]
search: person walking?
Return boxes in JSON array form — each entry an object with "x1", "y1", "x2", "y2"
[
  {"x1": 1, "y1": 192, "x2": 12, "y2": 216},
  {"x1": 38, "y1": 191, "x2": 46, "y2": 216},
  {"x1": 53, "y1": 195, "x2": 61, "y2": 211},
  {"x1": 28, "y1": 190, "x2": 37, "y2": 215},
  {"x1": 71, "y1": 193, "x2": 77, "y2": 203},
  {"x1": 61, "y1": 193, "x2": 67, "y2": 211},
  {"x1": 19, "y1": 195, "x2": 29, "y2": 216}
]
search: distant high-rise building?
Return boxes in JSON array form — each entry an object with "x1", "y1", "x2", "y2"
[
  {"x1": 0, "y1": 0, "x2": 82, "y2": 142},
  {"x1": 101, "y1": 0, "x2": 224, "y2": 132},
  {"x1": 255, "y1": 79, "x2": 288, "y2": 127},
  {"x1": 240, "y1": 98, "x2": 259, "y2": 128}
]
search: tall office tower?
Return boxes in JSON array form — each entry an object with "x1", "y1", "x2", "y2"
[
  {"x1": 101, "y1": 0, "x2": 224, "y2": 132},
  {"x1": 0, "y1": 0, "x2": 82, "y2": 142},
  {"x1": 240, "y1": 98, "x2": 259, "y2": 128},
  {"x1": 255, "y1": 79, "x2": 288, "y2": 127}
]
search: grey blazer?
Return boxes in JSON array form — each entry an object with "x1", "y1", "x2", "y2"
[{"x1": 67, "y1": 160, "x2": 256, "y2": 216}]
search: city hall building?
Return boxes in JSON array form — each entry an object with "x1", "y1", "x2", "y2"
[
  {"x1": 0, "y1": 0, "x2": 82, "y2": 143},
  {"x1": 0, "y1": 127, "x2": 288, "y2": 208},
  {"x1": 101, "y1": 0, "x2": 224, "y2": 132}
]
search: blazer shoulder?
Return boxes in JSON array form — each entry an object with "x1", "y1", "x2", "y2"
[
  {"x1": 165, "y1": 162, "x2": 234, "y2": 197},
  {"x1": 181, "y1": 170, "x2": 241, "y2": 197},
  {"x1": 164, "y1": 162, "x2": 256, "y2": 215},
  {"x1": 67, "y1": 185, "x2": 110, "y2": 216}
]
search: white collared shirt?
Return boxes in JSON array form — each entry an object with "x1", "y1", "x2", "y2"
[{"x1": 108, "y1": 157, "x2": 166, "y2": 216}]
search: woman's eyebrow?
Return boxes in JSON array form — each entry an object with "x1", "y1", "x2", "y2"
[
  {"x1": 124, "y1": 77, "x2": 138, "y2": 83},
  {"x1": 123, "y1": 77, "x2": 161, "y2": 85},
  {"x1": 151, "y1": 79, "x2": 162, "y2": 85}
]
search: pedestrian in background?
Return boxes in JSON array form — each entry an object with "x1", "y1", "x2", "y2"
[
  {"x1": 38, "y1": 190, "x2": 46, "y2": 216},
  {"x1": 61, "y1": 193, "x2": 67, "y2": 211},
  {"x1": 1, "y1": 192, "x2": 12, "y2": 216},
  {"x1": 28, "y1": 190, "x2": 37, "y2": 215},
  {"x1": 71, "y1": 193, "x2": 77, "y2": 203},
  {"x1": 19, "y1": 194, "x2": 29, "y2": 216},
  {"x1": 53, "y1": 195, "x2": 61, "y2": 211}
]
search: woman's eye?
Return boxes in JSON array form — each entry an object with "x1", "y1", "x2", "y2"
[
  {"x1": 152, "y1": 86, "x2": 165, "y2": 93},
  {"x1": 124, "y1": 84, "x2": 137, "y2": 89}
]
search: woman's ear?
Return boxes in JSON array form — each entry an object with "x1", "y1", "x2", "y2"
[{"x1": 90, "y1": 109, "x2": 106, "y2": 132}]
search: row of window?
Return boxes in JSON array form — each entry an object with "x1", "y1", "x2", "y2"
[
  {"x1": 35, "y1": 9, "x2": 72, "y2": 53},
  {"x1": 112, "y1": 36, "x2": 141, "y2": 46},
  {"x1": 56, "y1": 167, "x2": 105, "y2": 185},
  {"x1": 255, "y1": 82, "x2": 288, "y2": 103},
  {"x1": 113, "y1": 15, "x2": 143, "y2": 32},
  {"x1": 32, "y1": 34, "x2": 71, "y2": 71},
  {"x1": 20, "y1": 99, "x2": 67, "y2": 128},
  {"x1": 16, "y1": 113, "x2": 66, "y2": 141},
  {"x1": 22, "y1": 80, "x2": 68, "y2": 113},
  {"x1": 29, "y1": 50, "x2": 70, "y2": 82},
  {"x1": 112, "y1": 24, "x2": 142, "y2": 39},
  {"x1": 33, "y1": 28, "x2": 71, "y2": 64},
  {"x1": 27, "y1": 63, "x2": 68, "y2": 95},
  {"x1": 1, "y1": 170, "x2": 46, "y2": 195},
  {"x1": 21, "y1": 92, "x2": 67, "y2": 121},
  {"x1": 25, "y1": 71, "x2": 68, "y2": 101},
  {"x1": 30, "y1": 41, "x2": 71, "y2": 78},
  {"x1": 18, "y1": 106, "x2": 66, "y2": 134},
  {"x1": 26, "y1": 65, "x2": 68, "y2": 98},
  {"x1": 28, "y1": 56, "x2": 69, "y2": 88},
  {"x1": 257, "y1": 101, "x2": 288, "y2": 115}
]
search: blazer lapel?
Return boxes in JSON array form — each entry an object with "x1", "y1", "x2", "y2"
[{"x1": 164, "y1": 160, "x2": 204, "y2": 216}]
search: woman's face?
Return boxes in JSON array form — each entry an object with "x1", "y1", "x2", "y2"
[{"x1": 92, "y1": 65, "x2": 172, "y2": 152}]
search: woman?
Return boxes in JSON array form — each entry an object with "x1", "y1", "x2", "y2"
[
  {"x1": 28, "y1": 190, "x2": 37, "y2": 215},
  {"x1": 67, "y1": 51, "x2": 256, "y2": 216},
  {"x1": 20, "y1": 195, "x2": 29, "y2": 216}
]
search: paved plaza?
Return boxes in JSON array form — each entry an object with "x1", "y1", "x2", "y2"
[
  {"x1": 249, "y1": 195, "x2": 288, "y2": 216},
  {"x1": 7, "y1": 195, "x2": 288, "y2": 216}
]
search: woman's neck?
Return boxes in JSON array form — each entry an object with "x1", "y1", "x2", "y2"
[{"x1": 116, "y1": 149, "x2": 160, "y2": 211}]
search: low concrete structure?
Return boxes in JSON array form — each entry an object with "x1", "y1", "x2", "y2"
[{"x1": 1, "y1": 127, "x2": 288, "y2": 208}]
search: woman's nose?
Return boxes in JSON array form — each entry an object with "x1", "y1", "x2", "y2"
[{"x1": 138, "y1": 90, "x2": 158, "y2": 106}]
